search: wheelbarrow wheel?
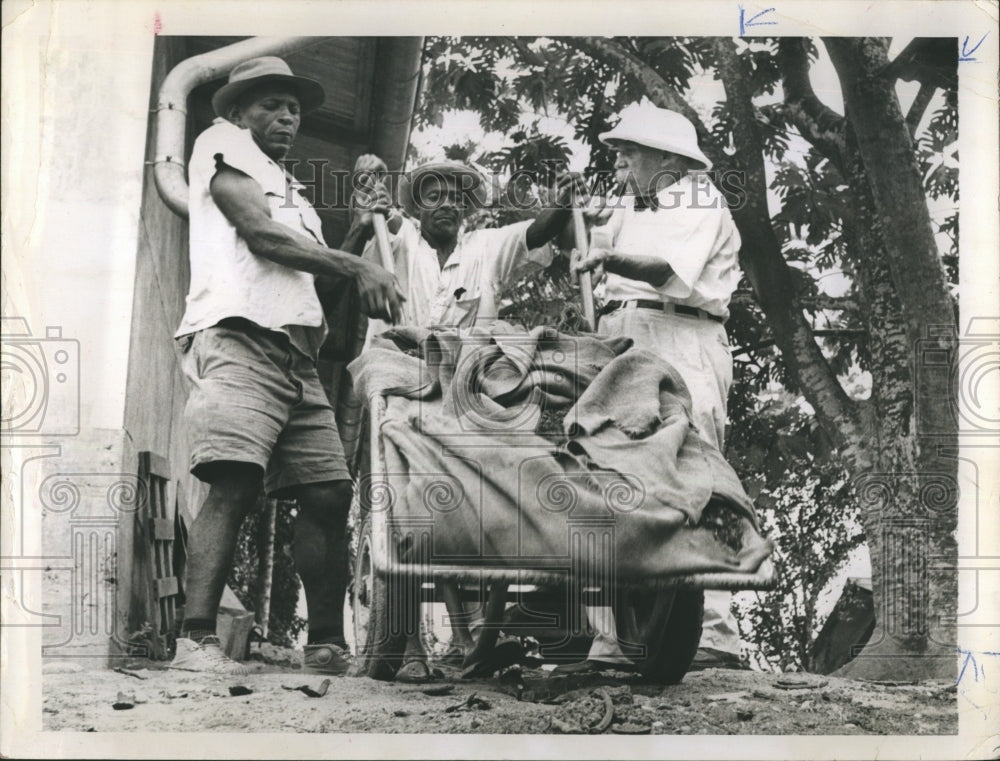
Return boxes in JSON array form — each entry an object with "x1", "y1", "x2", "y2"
[
  {"x1": 352, "y1": 516, "x2": 405, "y2": 680},
  {"x1": 614, "y1": 588, "x2": 704, "y2": 684}
]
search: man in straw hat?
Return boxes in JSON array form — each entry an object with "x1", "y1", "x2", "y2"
[
  {"x1": 352, "y1": 160, "x2": 585, "y2": 681},
  {"x1": 170, "y1": 57, "x2": 404, "y2": 676},
  {"x1": 357, "y1": 160, "x2": 584, "y2": 331},
  {"x1": 565, "y1": 100, "x2": 745, "y2": 674}
]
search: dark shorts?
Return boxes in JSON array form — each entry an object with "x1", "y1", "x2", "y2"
[{"x1": 180, "y1": 319, "x2": 349, "y2": 496}]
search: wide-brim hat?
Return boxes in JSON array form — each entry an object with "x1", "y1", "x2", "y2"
[
  {"x1": 398, "y1": 161, "x2": 489, "y2": 217},
  {"x1": 212, "y1": 56, "x2": 325, "y2": 118},
  {"x1": 600, "y1": 100, "x2": 712, "y2": 170}
]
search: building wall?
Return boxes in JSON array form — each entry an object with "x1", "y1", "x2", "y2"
[
  {"x1": 2, "y1": 25, "x2": 156, "y2": 663},
  {"x1": 117, "y1": 36, "x2": 204, "y2": 657},
  {"x1": 5, "y1": 34, "x2": 155, "y2": 431}
]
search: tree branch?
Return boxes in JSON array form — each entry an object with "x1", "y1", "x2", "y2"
[
  {"x1": 800, "y1": 294, "x2": 858, "y2": 312},
  {"x1": 739, "y1": 329, "x2": 867, "y2": 354},
  {"x1": 823, "y1": 37, "x2": 956, "y2": 363},
  {"x1": 905, "y1": 80, "x2": 937, "y2": 137},
  {"x1": 776, "y1": 38, "x2": 847, "y2": 170},
  {"x1": 712, "y1": 37, "x2": 870, "y2": 460},
  {"x1": 504, "y1": 36, "x2": 546, "y2": 68}
]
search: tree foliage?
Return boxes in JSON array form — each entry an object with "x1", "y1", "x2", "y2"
[{"x1": 726, "y1": 385, "x2": 863, "y2": 672}]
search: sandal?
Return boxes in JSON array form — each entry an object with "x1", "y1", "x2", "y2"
[{"x1": 395, "y1": 660, "x2": 445, "y2": 684}]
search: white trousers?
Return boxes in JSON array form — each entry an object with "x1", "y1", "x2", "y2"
[{"x1": 588, "y1": 307, "x2": 740, "y2": 660}]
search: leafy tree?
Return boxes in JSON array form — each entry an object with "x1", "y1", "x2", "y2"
[
  {"x1": 727, "y1": 386, "x2": 863, "y2": 672},
  {"x1": 413, "y1": 36, "x2": 959, "y2": 679}
]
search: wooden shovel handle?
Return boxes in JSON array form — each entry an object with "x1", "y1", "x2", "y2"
[
  {"x1": 572, "y1": 207, "x2": 596, "y2": 331},
  {"x1": 353, "y1": 153, "x2": 395, "y2": 275},
  {"x1": 372, "y1": 214, "x2": 394, "y2": 275}
]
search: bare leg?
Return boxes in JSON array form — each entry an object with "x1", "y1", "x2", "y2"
[
  {"x1": 289, "y1": 480, "x2": 352, "y2": 644},
  {"x1": 182, "y1": 462, "x2": 262, "y2": 627},
  {"x1": 402, "y1": 633, "x2": 426, "y2": 662},
  {"x1": 395, "y1": 578, "x2": 432, "y2": 681},
  {"x1": 441, "y1": 581, "x2": 475, "y2": 653},
  {"x1": 463, "y1": 582, "x2": 510, "y2": 669}
]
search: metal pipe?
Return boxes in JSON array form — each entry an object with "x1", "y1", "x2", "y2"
[
  {"x1": 368, "y1": 37, "x2": 425, "y2": 172},
  {"x1": 153, "y1": 36, "x2": 326, "y2": 218}
]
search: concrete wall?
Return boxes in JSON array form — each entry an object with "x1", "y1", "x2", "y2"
[
  {"x1": 3, "y1": 32, "x2": 154, "y2": 432},
  {"x1": 2, "y1": 9, "x2": 156, "y2": 665}
]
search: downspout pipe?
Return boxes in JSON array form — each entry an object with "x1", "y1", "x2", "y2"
[
  {"x1": 368, "y1": 37, "x2": 425, "y2": 173},
  {"x1": 153, "y1": 37, "x2": 327, "y2": 218}
]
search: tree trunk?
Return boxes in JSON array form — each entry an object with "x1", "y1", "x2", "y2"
[
  {"x1": 822, "y1": 38, "x2": 958, "y2": 680},
  {"x1": 823, "y1": 38, "x2": 956, "y2": 347},
  {"x1": 841, "y1": 445, "x2": 958, "y2": 681}
]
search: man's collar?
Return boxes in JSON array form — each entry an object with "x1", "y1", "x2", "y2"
[
  {"x1": 630, "y1": 175, "x2": 695, "y2": 213},
  {"x1": 416, "y1": 219, "x2": 464, "y2": 266},
  {"x1": 633, "y1": 194, "x2": 660, "y2": 211}
]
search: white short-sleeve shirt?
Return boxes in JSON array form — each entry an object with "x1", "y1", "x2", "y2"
[
  {"x1": 363, "y1": 216, "x2": 551, "y2": 333},
  {"x1": 176, "y1": 119, "x2": 328, "y2": 357},
  {"x1": 600, "y1": 174, "x2": 742, "y2": 319}
]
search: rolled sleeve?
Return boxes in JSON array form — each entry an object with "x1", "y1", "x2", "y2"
[
  {"x1": 656, "y1": 208, "x2": 733, "y2": 300},
  {"x1": 196, "y1": 121, "x2": 287, "y2": 197}
]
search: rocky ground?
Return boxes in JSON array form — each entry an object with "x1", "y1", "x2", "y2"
[{"x1": 41, "y1": 645, "x2": 956, "y2": 735}]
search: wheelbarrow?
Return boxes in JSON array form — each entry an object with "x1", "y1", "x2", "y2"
[{"x1": 352, "y1": 393, "x2": 777, "y2": 685}]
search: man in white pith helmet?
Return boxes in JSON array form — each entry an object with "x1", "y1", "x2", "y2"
[{"x1": 567, "y1": 99, "x2": 745, "y2": 673}]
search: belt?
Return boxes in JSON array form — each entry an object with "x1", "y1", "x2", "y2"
[{"x1": 599, "y1": 299, "x2": 725, "y2": 323}]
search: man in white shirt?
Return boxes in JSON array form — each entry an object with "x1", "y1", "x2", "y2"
[
  {"x1": 354, "y1": 161, "x2": 584, "y2": 681},
  {"x1": 360, "y1": 161, "x2": 582, "y2": 331},
  {"x1": 568, "y1": 101, "x2": 744, "y2": 673},
  {"x1": 170, "y1": 57, "x2": 404, "y2": 676}
]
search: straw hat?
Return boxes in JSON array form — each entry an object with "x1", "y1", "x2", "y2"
[
  {"x1": 398, "y1": 161, "x2": 489, "y2": 217},
  {"x1": 600, "y1": 100, "x2": 712, "y2": 170},
  {"x1": 212, "y1": 56, "x2": 325, "y2": 118}
]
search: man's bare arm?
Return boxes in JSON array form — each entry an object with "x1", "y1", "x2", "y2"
[
  {"x1": 525, "y1": 172, "x2": 587, "y2": 249},
  {"x1": 210, "y1": 165, "x2": 404, "y2": 322},
  {"x1": 605, "y1": 253, "x2": 675, "y2": 287},
  {"x1": 525, "y1": 207, "x2": 574, "y2": 250},
  {"x1": 573, "y1": 249, "x2": 675, "y2": 288}
]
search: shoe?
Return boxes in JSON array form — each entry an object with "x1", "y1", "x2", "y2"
[
  {"x1": 395, "y1": 660, "x2": 445, "y2": 684},
  {"x1": 303, "y1": 643, "x2": 351, "y2": 676},
  {"x1": 169, "y1": 636, "x2": 256, "y2": 676},
  {"x1": 688, "y1": 647, "x2": 747, "y2": 671}
]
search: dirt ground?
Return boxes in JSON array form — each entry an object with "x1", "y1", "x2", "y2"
[{"x1": 41, "y1": 645, "x2": 956, "y2": 735}]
